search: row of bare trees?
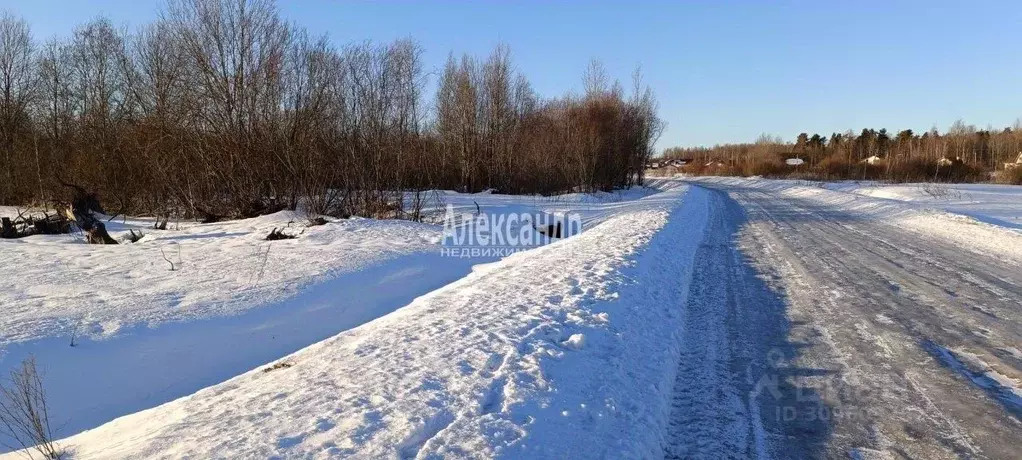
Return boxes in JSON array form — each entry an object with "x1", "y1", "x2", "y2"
[
  {"x1": 0, "y1": 0, "x2": 662, "y2": 220},
  {"x1": 663, "y1": 122, "x2": 1022, "y2": 183}
]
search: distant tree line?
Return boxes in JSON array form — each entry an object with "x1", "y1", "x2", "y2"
[
  {"x1": 662, "y1": 121, "x2": 1022, "y2": 184},
  {"x1": 0, "y1": 0, "x2": 662, "y2": 221}
]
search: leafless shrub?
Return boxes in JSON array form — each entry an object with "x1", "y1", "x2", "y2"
[
  {"x1": 68, "y1": 314, "x2": 84, "y2": 347},
  {"x1": 0, "y1": 356, "x2": 63, "y2": 459},
  {"x1": 998, "y1": 166, "x2": 1022, "y2": 185},
  {"x1": 126, "y1": 229, "x2": 145, "y2": 243},
  {"x1": 160, "y1": 247, "x2": 175, "y2": 271},
  {"x1": 920, "y1": 183, "x2": 962, "y2": 200},
  {"x1": 250, "y1": 244, "x2": 272, "y2": 286}
]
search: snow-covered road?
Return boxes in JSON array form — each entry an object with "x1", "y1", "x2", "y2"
[{"x1": 669, "y1": 180, "x2": 1022, "y2": 459}]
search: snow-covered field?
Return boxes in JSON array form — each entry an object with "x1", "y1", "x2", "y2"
[
  {"x1": 31, "y1": 186, "x2": 709, "y2": 459},
  {"x1": 0, "y1": 211, "x2": 482, "y2": 451},
  {"x1": 0, "y1": 184, "x2": 704, "y2": 458}
]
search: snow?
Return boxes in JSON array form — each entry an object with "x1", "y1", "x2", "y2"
[
  {"x1": 3, "y1": 177, "x2": 1019, "y2": 457},
  {"x1": 0, "y1": 182, "x2": 708, "y2": 457},
  {"x1": 686, "y1": 178, "x2": 1022, "y2": 457},
  {"x1": 0, "y1": 212, "x2": 481, "y2": 451},
  {"x1": 560, "y1": 333, "x2": 586, "y2": 350},
  {"x1": 5, "y1": 184, "x2": 711, "y2": 459},
  {"x1": 0, "y1": 212, "x2": 444, "y2": 346},
  {"x1": 822, "y1": 182, "x2": 1022, "y2": 231},
  {"x1": 688, "y1": 177, "x2": 1022, "y2": 263},
  {"x1": 928, "y1": 345, "x2": 1022, "y2": 417}
]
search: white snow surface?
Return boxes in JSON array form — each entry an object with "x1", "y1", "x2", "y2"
[
  {"x1": 5, "y1": 177, "x2": 1017, "y2": 458},
  {"x1": 0, "y1": 213, "x2": 444, "y2": 346},
  {"x1": 0, "y1": 183, "x2": 705, "y2": 458},
  {"x1": 689, "y1": 177, "x2": 1022, "y2": 263},
  {"x1": 10, "y1": 184, "x2": 710, "y2": 459},
  {"x1": 823, "y1": 181, "x2": 1022, "y2": 231},
  {"x1": 0, "y1": 211, "x2": 480, "y2": 452}
]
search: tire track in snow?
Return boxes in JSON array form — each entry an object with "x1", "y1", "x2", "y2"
[
  {"x1": 665, "y1": 190, "x2": 832, "y2": 459},
  {"x1": 696, "y1": 181, "x2": 1022, "y2": 459},
  {"x1": 665, "y1": 194, "x2": 746, "y2": 459}
]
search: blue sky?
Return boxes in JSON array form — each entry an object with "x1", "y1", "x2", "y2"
[{"x1": 4, "y1": 0, "x2": 1022, "y2": 149}]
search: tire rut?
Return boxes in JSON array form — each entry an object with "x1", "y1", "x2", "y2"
[{"x1": 700, "y1": 183, "x2": 1022, "y2": 459}]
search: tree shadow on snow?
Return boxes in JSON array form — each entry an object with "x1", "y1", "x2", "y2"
[{"x1": 722, "y1": 189, "x2": 837, "y2": 459}]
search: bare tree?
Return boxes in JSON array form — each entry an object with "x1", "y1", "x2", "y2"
[
  {"x1": 0, "y1": 356, "x2": 62, "y2": 459},
  {"x1": 0, "y1": 12, "x2": 36, "y2": 203},
  {"x1": 1, "y1": 0, "x2": 669, "y2": 214}
]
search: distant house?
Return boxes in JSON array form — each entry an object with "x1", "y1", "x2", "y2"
[
  {"x1": 862, "y1": 155, "x2": 883, "y2": 165},
  {"x1": 649, "y1": 159, "x2": 691, "y2": 169},
  {"x1": 1005, "y1": 152, "x2": 1022, "y2": 170},
  {"x1": 937, "y1": 156, "x2": 962, "y2": 167}
]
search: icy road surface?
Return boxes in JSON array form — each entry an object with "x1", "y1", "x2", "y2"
[{"x1": 668, "y1": 180, "x2": 1022, "y2": 459}]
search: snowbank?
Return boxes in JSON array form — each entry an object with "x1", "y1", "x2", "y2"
[
  {"x1": 823, "y1": 182, "x2": 1022, "y2": 231},
  {"x1": 690, "y1": 177, "x2": 1022, "y2": 263},
  {"x1": 30, "y1": 185, "x2": 710, "y2": 459}
]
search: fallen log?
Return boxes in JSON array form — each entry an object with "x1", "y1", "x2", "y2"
[
  {"x1": 0, "y1": 212, "x2": 71, "y2": 239},
  {"x1": 32, "y1": 212, "x2": 71, "y2": 235}
]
